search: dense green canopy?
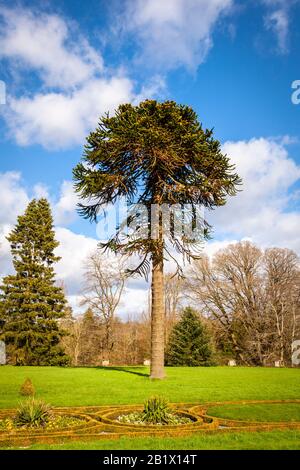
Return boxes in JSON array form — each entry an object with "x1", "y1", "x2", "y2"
[
  {"x1": 165, "y1": 307, "x2": 214, "y2": 367},
  {"x1": 0, "y1": 199, "x2": 68, "y2": 365},
  {"x1": 73, "y1": 100, "x2": 241, "y2": 276}
]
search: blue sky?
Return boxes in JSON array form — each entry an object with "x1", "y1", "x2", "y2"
[{"x1": 0, "y1": 0, "x2": 300, "y2": 316}]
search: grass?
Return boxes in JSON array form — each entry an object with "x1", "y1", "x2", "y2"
[
  {"x1": 7, "y1": 430, "x2": 300, "y2": 450},
  {"x1": 0, "y1": 365, "x2": 299, "y2": 409},
  {"x1": 0, "y1": 365, "x2": 299, "y2": 449},
  {"x1": 208, "y1": 403, "x2": 300, "y2": 422}
]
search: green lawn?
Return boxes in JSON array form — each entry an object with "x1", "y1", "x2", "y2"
[
  {"x1": 11, "y1": 429, "x2": 300, "y2": 450},
  {"x1": 0, "y1": 365, "x2": 299, "y2": 450},
  {"x1": 208, "y1": 403, "x2": 300, "y2": 422},
  {"x1": 0, "y1": 365, "x2": 299, "y2": 408}
]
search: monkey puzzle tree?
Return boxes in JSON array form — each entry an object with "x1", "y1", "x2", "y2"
[{"x1": 73, "y1": 100, "x2": 240, "y2": 379}]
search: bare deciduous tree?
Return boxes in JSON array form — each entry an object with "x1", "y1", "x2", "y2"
[
  {"x1": 81, "y1": 251, "x2": 126, "y2": 360},
  {"x1": 264, "y1": 248, "x2": 300, "y2": 365},
  {"x1": 164, "y1": 274, "x2": 184, "y2": 343},
  {"x1": 187, "y1": 241, "x2": 300, "y2": 366}
]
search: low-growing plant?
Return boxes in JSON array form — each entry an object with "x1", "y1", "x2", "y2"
[
  {"x1": 14, "y1": 399, "x2": 52, "y2": 428},
  {"x1": 117, "y1": 410, "x2": 192, "y2": 426},
  {"x1": 19, "y1": 378, "x2": 35, "y2": 397},
  {"x1": 142, "y1": 396, "x2": 170, "y2": 424}
]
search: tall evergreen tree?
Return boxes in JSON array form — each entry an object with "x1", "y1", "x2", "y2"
[
  {"x1": 0, "y1": 199, "x2": 69, "y2": 365},
  {"x1": 165, "y1": 307, "x2": 214, "y2": 366},
  {"x1": 73, "y1": 100, "x2": 240, "y2": 379}
]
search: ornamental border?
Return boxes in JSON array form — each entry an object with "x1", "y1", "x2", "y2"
[{"x1": 0, "y1": 399, "x2": 299, "y2": 448}]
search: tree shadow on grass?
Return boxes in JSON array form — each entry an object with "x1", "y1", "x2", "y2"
[{"x1": 96, "y1": 366, "x2": 149, "y2": 377}]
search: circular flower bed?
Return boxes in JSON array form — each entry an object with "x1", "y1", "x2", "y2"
[
  {"x1": 117, "y1": 411, "x2": 193, "y2": 426},
  {"x1": 116, "y1": 396, "x2": 196, "y2": 426}
]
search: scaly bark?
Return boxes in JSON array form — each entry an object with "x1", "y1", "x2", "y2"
[
  {"x1": 150, "y1": 202, "x2": 165, "y2": 379},
  {"x1": 150, "y1": 255, "x2": 165, "y2": 379}
]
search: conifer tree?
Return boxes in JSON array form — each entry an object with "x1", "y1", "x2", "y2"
[
  {"x1": 73, "y1": 100, "x2": 240, "y2": 378},
  {"x1": 0, "y1": 199, "x2": 68, "y2": 365},
  {"x1": 165, "y1": 307, "x2": 214, "y2": 366}
]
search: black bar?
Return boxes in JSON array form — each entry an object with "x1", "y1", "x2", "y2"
[{"x1": 0, "y1": 450, "x2": 299, "y2": 467}]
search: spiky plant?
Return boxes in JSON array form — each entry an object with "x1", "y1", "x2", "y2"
[
  {"x1": 14, "y1": 399, "x2": 52, "y2": 427},
  {"x1": 142, "y1": 396, "x2": 170, "y2": 424}
]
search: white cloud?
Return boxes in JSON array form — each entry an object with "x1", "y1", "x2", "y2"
[
  {"x1": 0, "y1": 223, "x2": 14, "y2": 279},
  {"x1": 120, "y1": 287, "x2": 149, "y2": 319},
  {"x1": 208, "y1": 137, "x2": 300, "y2": 253},
  {"x1": 0, "y1": 6, "x2": 103, "y2": 88},
  {"x1": 264, "y1": 8, "x2": 289, "y2": 53},
  {"x1": 6, "y1": 76, "x2": 138, "y2": 149},
  {"x1": 203, "y1": 238, "x2": 241, "y2": 258},
  {"x1": 0, "y1": 172, "x2": 29, "y2": 225},
  {"x1": 5, "y1": 73, "x2": 165, "y2": 149},
  {"x1": 0, "y1": 6, "x2": 165, "y2": 149},
  {"x1": 33, "y1": 183, "x2": 49, "y2": 199},
  {"x1": 0, "y1": 172, "x2": 29, "y2": 280},
  {"x1": 120, "y1": 0, "x2": 233, "y2": 71},
  {"x1": 53, "y1": 181, "x2": 79, "y2": 226},
  {"x1": 0, "y1": 171, "x2": 79, "y2": 227},
  {"x1": 54, "y1": 227, "x2": 98, "y2": 296},
  {"x1": 261, "y1": 0, "x2": 299, "y2": 54},
  {"x1": 54, "y1": 229, "x2": 150, "y2": 318}
]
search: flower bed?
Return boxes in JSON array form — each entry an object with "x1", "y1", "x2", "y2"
[
  {"x1": 0, "y1": 400, "x2": 299, "y2": 448},
  {"x1": 0, "y1": 415, "x2": 85, "y2": 432},
  {"x1": 117, "y1": 411, "x2": 193, "y2": 426}
]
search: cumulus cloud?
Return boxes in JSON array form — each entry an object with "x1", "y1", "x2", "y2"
[
  {"x1": 5, "y1": 76, "x2": 139, "y2": 149},
  {"x1": 54, "y1": 227, "x2": 98, "y2": 296},
  {"x1": 0, "y1": 223, "x2": 13, "y2": 280},
  {"x1": 0, "y1": 171, "x2": 80, "y2": 228},
  {"x1": 53, "y1": 181, "x2": 79, "y2": 226},
  {"x1": 0, "y1": 6, "x2": 103, "y2": 88},
  {"x1": 6, "y1": 74, "x2": 164, "y2": 149},
  {"x1": 33, "y1": 183, "x2": 49, "y2": 199},
  {"x1": 0, "y1": 172, "x2": 29, "y2": 226},
  {"x1": 119, "y1": 0, "x2": 233, "y2": 71},
  {"x1": 119, "y1": 287, "x2": 149, "y2": 319},
  {"x1": 0, "y1": 6, "x2": 165, "y2": 149},
  {"x1": 208, "y1": 137, "x2": 300, "y2": 253}
]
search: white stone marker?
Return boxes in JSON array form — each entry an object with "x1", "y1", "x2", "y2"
[
  {"x1": 228, "y1": 359, "x2": 236, "y2": 366},
  {"x1": 0, "y1": 341, "x2": 6, "y2": 365}
]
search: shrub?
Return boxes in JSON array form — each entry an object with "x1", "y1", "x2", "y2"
[
  {"x1": 14, "y1": 399, "x2": 52, "y2": 427},
  {"x1": 19, "y1": 378, "x2": 35, "y2": 397},
  {"x1": 142, "y1": 396, "x2": 170, "y2": 424},
  {"x1": 165, "y1": 307, "x2": 215, "y2": 366}
]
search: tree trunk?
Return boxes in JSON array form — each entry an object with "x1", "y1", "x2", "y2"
[
  {"x1": 150, "y1": 256, "x2": 165, "y2": 379},
  {"x1": 150, "y1": 200, "x2": 165, "y2": 379}
]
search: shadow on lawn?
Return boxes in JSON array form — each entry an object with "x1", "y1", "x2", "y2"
[{"x1": 96, "y1": 366, "x2": 149, "y2": 377}]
